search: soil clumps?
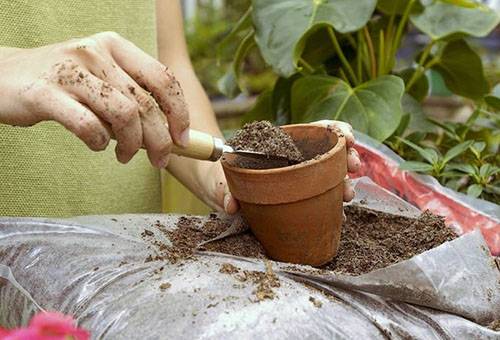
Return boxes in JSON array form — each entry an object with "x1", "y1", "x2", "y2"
[{"x1": 226, "y1": 121, "x2": 304, "y2": 167}]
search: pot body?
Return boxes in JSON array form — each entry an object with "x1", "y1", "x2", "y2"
[{"x1": 222, "y1": 124, "x2": 346, "y2": 266}]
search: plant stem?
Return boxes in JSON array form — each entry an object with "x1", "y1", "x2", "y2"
[
  {"x1": 406, "y1": 41, "x2": 435, "y2": 91},
  {"x1": 356, "y1": 30, "x2": 363, "y2": 82},
  {"x1": 339, "y1": 68, "x2": 349, "y2": 83},
  {"x1": 298, "y1": 57, "x2": 314, "y2": 74},
  {"x1": 363, "y1": 27, "x2": 377, "y2": 79},
  {"x1": 385, "y1": 11, "x2": 396, "y2": 72},
  {"x1": 389, "y1": 0, "x2": 416, "y2": 70},
  {"x1": 378, "y1": 30, "x2": 385, "y2": 76},
  {"x1": 327, "y1": 26, "x2": 359, "y2": 85}
]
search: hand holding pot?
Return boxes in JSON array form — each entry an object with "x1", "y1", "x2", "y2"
[{"x1": 311, "y1": 120, "x2": 361, "y2": 202}]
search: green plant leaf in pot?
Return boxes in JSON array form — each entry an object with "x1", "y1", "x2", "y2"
[
  {"x1": 484, "y1": 84, "x2": 500, "y2": 110},
  {"x1": 291, "y1": 75, "x2": 404, "y2": 141},
  {"x1": 251, "y1": 0, "x2": 377, "y2": 77},
  {"x1": 410, "y1": 0, "x2": 500, "y2": 40},
  {"x1": 217, "y1": 7, "x2": 253, "y2": 62},
  {"x1": 427, "y1": 39, "x2": 489, "y2": 100}
]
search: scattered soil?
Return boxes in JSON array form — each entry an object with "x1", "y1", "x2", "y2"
[
  {"x1": 159, "y1": 282, "x2": 171, "y2": 291},
  {"x1": 218, "y1": 261, "x2": 281, "y2": 301},
  {"x1": 309, "y1": 296, "x2": 322, "y2": 308},
  {"x1": 226, "y1": 121, "x2": 304, "y2": 168},
  {"x1": 204, "y1": 206, "x2": 457, "y2": 276},
  {"x1": 141, "y1": 215, "x2": 228, "y2": 264},
  {"x1": 488, "y1": 319, "x2": 500, "y2": 331}
]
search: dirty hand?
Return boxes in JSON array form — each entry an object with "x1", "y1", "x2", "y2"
[
  {"x1": 0, "y1": 32, "x2": 189, "y2": 168},
  {"x1": 311, "y1": 120, "x2": 360, "y2": 202}
]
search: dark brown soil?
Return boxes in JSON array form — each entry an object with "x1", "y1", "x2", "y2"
[
  {"x1": 227, "y1": 121, "x2": 304, "y2": 167},
  {"x1": 488, "y1": 319, "x2": 500, "y2": 331},
  {"x1": 141, "y1": 206, "x2": 457, "y2": 276},
  {"x1": 203, "y1": 206, "x2": 457, "y2": 276}
]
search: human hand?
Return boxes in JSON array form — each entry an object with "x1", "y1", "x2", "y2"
[
  {"x1": 0, "y1": 32, "x2": 189, "y2": 168},
  {"x1": 311, "y1": 120, "x2": 360, "y2": 202}
]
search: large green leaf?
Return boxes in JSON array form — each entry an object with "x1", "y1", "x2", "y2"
[
  {"x1": 410, "y1": 1, "x2": 500, "y2": 40},
  {"x1": 429, "y1": 39, "x2": 489, "y2": 100},
  {"x1": 252, "y1": 0, "x2": 377, "y2": 76},
  {"x1": 291, "y1": 75, "x2": 404, "y2": 141}
]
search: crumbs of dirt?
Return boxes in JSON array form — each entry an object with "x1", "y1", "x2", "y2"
[
  {"x1": 309, "y1": 296, "x2": 322, "y2": 308},
  {"x1": 219, "y1": 261, "x2": 281, "y2": 301},
  {"x1": 208, "y1": 206, "x2": 457, "y2": 276},
  {"x1": 159, "y1": 282, "x2": 171, "y2": 291},
  {"x1": 488, "y1": 319, "x2": 500, "y2": 331},
  {"x1": 141, "y1": 215, "x2": 228, "y2": 264},
  {"x1": 226, "y1": 121, "x2": 304, "y2": 167}
]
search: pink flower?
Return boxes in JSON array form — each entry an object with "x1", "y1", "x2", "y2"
[{"x1": 0, "y1": 311, "x2": 89, "y2": 340}]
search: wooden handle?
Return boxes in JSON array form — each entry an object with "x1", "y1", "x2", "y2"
[{"x1": 171, "y1": 129, "x2": 216, "y2": 161}]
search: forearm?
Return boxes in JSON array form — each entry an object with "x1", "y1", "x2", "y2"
[{"x1": 156, "y1": 0, "x2": 224, "y2": 198}]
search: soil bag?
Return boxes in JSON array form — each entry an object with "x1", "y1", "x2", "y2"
[
  {"x1": 0, "y1": 178, "x2": 499, "y2": 339},
  {"x1": 353, "y1": 131, "x2": 500, "y2": 255}
]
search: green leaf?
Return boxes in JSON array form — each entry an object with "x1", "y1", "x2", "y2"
[
  {"x1": 467, "y1": 184, "x2": 483, "y2": 198},
  {"x1": 471, "y1": 141, "x2": 486, "y2": 158},
  {"x1": 429, "y1": 39, "x2": 489, "y2": 100},
  {"x1": 442, "y1": 140, "x2": 474, "y2": 164},
  {"x1": 217, "y1": 7, "x2": 253, "y2": 62},
  {"x1": 217, "y1": 31, "x2": 256, "y2": 98},
  {"x1": 272, "y1": 75, "x2": 301, "y2": 125},
  {"x1": 484, "y1": 84, "x2": 500, "y2": 110},
  {"x1": 410, "y1": 1, "x2": 500, "y2": 40},
  {"x1": 242, "y1": 91, "x2": 275, "y2": 124},
  {"x1": 252, "y1": 0, "x2": 377, "y2": 76},
  {"x1": 400, "y1": 68, "x2": 430, "y2": 102},
  {"x1": 377, "y1": 0, "x2": 410, "y2": 15},
  {"x1": 398, "y1": 138, "x2": 439, "y2": 164},
  {"x1": 400, "y1": 161, "x2": 434, "y2": 173},
  {"x1": 291, "y1": 75, "x2": 404, "y2": 141},
  {"x1": 445, "y1": 163, "x2": 476, "y2": 175},
  {"x1": 479, "y1": 164, "x2": 500, "y2": 178}
]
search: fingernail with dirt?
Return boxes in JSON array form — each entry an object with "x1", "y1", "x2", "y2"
[{"x1": 223, "y1": 193, "x2": 231, "y2": 212}]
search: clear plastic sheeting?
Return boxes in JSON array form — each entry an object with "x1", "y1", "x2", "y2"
[{"x1": 0, "y1": 178, "x2": 499, "y2": 339}]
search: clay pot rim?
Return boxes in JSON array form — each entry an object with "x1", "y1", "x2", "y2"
[{"x1": 221, "y1": 124, "x2": 346, "y2": 175}]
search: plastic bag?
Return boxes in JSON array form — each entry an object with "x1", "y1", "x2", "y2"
[
  {"x1": 0, "y1": 178, "x2": 498, "y2": 339},
  {"x1": 352, "y1": 132, "x2": 500, "y2": 255}
]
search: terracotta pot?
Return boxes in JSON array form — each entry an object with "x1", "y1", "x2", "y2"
[{"x1": 221, "y1": 124, "x2": 347, "y2": 266}]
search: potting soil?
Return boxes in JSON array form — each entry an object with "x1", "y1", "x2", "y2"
[
  {"x1": 140, "y1": 205, "x2": 457, "y2": 276},
  {"x1": 226, "y1": 120, "x2": 304, "y2": 165}
]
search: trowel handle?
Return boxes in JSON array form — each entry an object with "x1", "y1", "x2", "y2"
[{"x1": 171, "y1": 129, "x2": 225, "y2": 161}]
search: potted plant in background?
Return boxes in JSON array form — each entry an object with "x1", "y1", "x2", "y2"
[{"x1": 217, "y1": 0, "x2": 499, "y2": 204}]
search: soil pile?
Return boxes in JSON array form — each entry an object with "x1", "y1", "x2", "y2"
[
  {"x1": 227, "y1": 121, "x2": 304, "y2": 165},
  {"x1": 141, "y1": 206, "x2": 457, "y2": 276}
]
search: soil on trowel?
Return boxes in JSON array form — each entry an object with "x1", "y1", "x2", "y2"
[
  {"x1": 205, "y1": 206, "x2": 457, "y2": 276},
  {"x1": 226, "y1": 120, "x2": 304, "y2": 168}
]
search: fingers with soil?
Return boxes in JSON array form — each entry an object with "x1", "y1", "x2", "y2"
[{"x1": 101, "y1": 32, "x2": 190, "y2": 146}]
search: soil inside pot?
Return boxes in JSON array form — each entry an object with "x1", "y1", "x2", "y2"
[
  {"x1": 141, "y1": 206, "x2": 457, "y2": 276},
  {"x1": 226, "y1": 121, "x2": 305, "y2": 169}
]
